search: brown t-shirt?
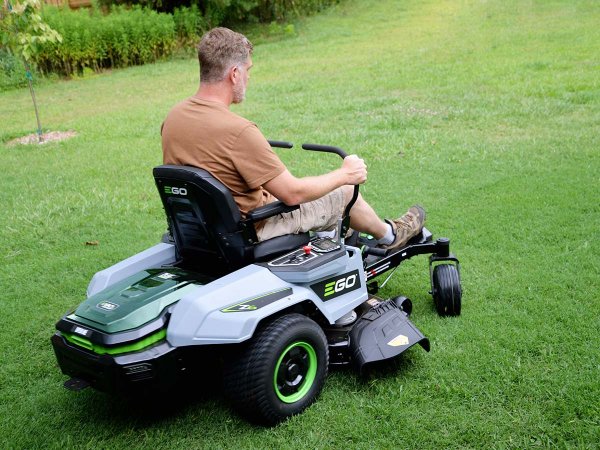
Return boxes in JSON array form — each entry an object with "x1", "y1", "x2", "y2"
[{"x1": 161, "y1": 97, "x2": 286, "y2": 216}]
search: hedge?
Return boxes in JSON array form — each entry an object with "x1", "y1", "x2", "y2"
[
  {"x1": 0, "y1": 48, "x2": 29, "y2": 91},
  {"x1": 1, "y1": 0, "x2": 341, "y2": 85},
  {"x1": 35, "y1": 6, "x2": 176, "y2": 77},
  {"x1": 97, "y1": 0, "x2": 340, "y2": 24}
]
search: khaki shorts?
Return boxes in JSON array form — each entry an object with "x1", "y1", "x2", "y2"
[{"x1": 257, "y1": 188, "x2": 346, "y2": 242}]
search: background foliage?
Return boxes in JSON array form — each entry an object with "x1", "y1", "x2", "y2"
[
  {"x1": 0, "y1": 47, "x2": 27, "y2": 89},
  {"x1": 0, "y1": 0, "x2": 339, "y2": 86},
  {"x1": 36, "y1": 6, "x2": 176, "y2": 76},
  {"x1": 97, "y1": 0, "x2": 340, "y2": 23},
  {"x1": 0, "y1": 0, "x2": 62, "y2": 61},
  {"x1": 0, "y1": 0, "x2": 62, "y2": 88}
]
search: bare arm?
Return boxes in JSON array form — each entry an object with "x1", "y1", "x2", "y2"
[{"x1": 263, "y1": 155, "x2": 367, "y2": 205}]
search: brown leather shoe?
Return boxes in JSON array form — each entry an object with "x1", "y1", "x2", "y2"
[{"x1": 381, "y1": 205, "x2": 426, "y2": 251}]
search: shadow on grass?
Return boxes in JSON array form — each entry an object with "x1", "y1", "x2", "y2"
[
  {"x1": 48, "y1": 367, "x2": 233, "y2": 432},
  {"x1": 329, "y1": 348, "x2": 425, "y2": 389},
  {"x1": 45, "y1": 350, "x2": 425, "y2": 433}
]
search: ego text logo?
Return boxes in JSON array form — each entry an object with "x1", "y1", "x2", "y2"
[
  {"x1": 312, "y1": 270, "x2": 361, "y2": 301},
  {"x1": 164, "y1": 186, "x2": 187, "y2": 196},
  {"x1": 325, "y1": 273, "x2": 357, "y2": 297}
]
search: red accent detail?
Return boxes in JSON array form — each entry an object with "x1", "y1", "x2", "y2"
[{"x1": 303, "y1": 245, "x2": 312, "y2": 255}]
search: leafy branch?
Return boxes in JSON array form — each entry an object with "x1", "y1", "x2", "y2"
[{"x1": 1, "y1": 0, "x2": 62, "y2": 142}]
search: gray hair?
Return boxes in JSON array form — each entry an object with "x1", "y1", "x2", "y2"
[{"x1": 197, "y1": 27, "x2": 253, "y2": 83}]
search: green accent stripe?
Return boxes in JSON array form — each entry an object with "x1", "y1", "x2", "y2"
[
  {"x1": 62, "y1": 329, "x2": 166, "y2": 355},
  {"x1": 221, "y1": 287, "x2": 292, "y2": 313}
]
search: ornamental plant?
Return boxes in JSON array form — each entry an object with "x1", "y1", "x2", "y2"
[{"x1": 1, "y1": 0, "x2": 62, "y2": 141}]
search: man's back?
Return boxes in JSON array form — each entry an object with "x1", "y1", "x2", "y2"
[{"x1": 161, "y1": 97, "x2": 285, "y2": 216}]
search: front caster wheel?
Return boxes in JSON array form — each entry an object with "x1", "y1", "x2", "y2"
[
  {"x1": 223, "y1": 313, "x2": 328, "y2": 425},
  {"x1": 432, "y1": 264, "x2": 462, "y2": 316}
]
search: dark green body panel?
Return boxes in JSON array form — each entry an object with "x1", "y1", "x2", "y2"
[{"x1": 70, "y1": 268, "x2": 211, "y2": 333}]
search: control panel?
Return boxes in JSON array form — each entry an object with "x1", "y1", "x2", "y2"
[
  {"x1": 265, "y1": 237, "x2": 349, "y2": 283},
  {"x1": 269, "y1": 245, "x2": 317, "y2": 267},
  {"x1": 310, "y1": 237, "x2": 342, "y2": 253},
  {"x1": 267, "y1": 238, "x2": 342, "y2": 268}
]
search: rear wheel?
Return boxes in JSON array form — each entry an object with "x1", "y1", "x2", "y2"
[
  {"x1": 432, "y1": 264, "x2": 462, "y2": 316},
  {"x1": 223, "y1": 313, "x2": 328, "y2": 425}
]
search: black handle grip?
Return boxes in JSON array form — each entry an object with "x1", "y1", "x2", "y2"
[
  {"x1": 302, "y1": 143, "x2": 358, "y2": 220},
  {"x1": 363, "y1": 246, "x2": 388, "y2": 257},
  {"x1": 268, "y1": 140, "x2": 294, "y2": 149},
  {"x1": 301, "y1": 143, "x2": 348, "y2": 159}
]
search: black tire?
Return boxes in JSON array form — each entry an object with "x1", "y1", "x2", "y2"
[
  {"x1": 223, "y1": 313, "x2": 328, "y2": 425},
  {"x1": 432, "y1": 264, "x2": 462, "y2": 316}
]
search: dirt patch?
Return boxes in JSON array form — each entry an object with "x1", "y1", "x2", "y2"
[{"x1": 7, "y1": 131, "x2": 77, "y2": 146}]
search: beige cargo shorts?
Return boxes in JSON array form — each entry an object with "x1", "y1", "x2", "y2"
[{"x1": 256, "y1": 188, "x2": 346, "y2": 242}]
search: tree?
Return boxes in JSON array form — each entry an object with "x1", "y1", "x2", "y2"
[{"x1": 1, "y1": 0, "x2": 62, "y2": 142}]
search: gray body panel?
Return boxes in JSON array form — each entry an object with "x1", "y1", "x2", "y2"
[
  {"x1": 167, "y1": 246, "x2": 368, "y2": 346},
  {"x1": 85, "y1": 242, "x2": 369, "y2": 347},
  {"x1": 87, "y1": 243, "x2": 176, "y2": 297}
]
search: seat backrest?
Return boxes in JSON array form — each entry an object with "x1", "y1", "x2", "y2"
[{"x1": 153, "y1": 165, "x2": 250, "y2": 275}]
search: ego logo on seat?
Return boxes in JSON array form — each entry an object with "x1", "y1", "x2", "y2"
[{"x1": 164, "y1": 186, "x2": 187, "y2": 196}]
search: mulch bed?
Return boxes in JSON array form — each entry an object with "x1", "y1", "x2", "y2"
[{"x1": 7, "y1": 131, "x2": 77, "y2": 146}]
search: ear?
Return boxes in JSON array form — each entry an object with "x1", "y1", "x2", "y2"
[{"x1": 229, "y1": 66, "x2": 239, "y2": 84}]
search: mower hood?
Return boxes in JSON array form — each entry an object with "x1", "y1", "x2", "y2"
[{"x1": 70, "y1": 268, "x2": 210, "y2": 333}]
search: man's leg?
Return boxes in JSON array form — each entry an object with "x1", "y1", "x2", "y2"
[
  {"x1": 257, "y1": 186, "x2": 425, "y2": 250},
  {"x1": 342, "y1": 185, "x2": 426, "y2": 249},
  {"x1": 257, "y1": 189, "x2": 346, "y2": 241},
  {"x1": 341, "y1": 185, "x2": 388, "y2": 239}
]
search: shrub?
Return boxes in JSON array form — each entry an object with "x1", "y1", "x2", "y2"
[
  {"x1": 35, "y1": 5, "x2": 176, "y2": 77},
  {"x1": 0, "y1": 48, "x2": 28, "y2": 91},
  {"x1": 173, "y1": 5, "x2": 207, "y2": 48},
  {"x1": 234, "y1": 0, "x2": 340, "y2": 23}
]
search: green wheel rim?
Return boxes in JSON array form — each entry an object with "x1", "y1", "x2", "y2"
[{"x1": 273, "y1": 341, "x2": 317, "y2": 403}]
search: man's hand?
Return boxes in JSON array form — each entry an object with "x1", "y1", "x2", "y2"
[{"x1": 342, "y1": 155, "x2": 367, "y2": 185}]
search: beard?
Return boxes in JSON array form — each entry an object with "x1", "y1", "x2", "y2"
[{"x1": 232, "y1": 82, "x2": 246, "y2": 104}]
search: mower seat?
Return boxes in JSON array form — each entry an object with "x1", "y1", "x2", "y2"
[{"x1": 153, "y1": 165, "x2": 309, "y2": 276}]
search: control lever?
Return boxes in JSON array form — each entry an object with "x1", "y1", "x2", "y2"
[
  {"x1": 269, "y1": 140, "x2": 359, "y2": 246},
  {"x1": 302, "y1": 143, "x2": 359, "y2": 241},
  {"x1": 335, "y1": 218, "x2": 345, "y2": 246}
]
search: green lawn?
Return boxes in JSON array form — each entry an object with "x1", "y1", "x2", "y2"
[{"x1": 1, "y1": 0, "x2": 599, "y2": 448}]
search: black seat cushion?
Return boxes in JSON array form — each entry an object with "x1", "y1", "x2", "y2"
[{"x1": 253, "y1": 233, "x2": 310, "y2": 262}]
